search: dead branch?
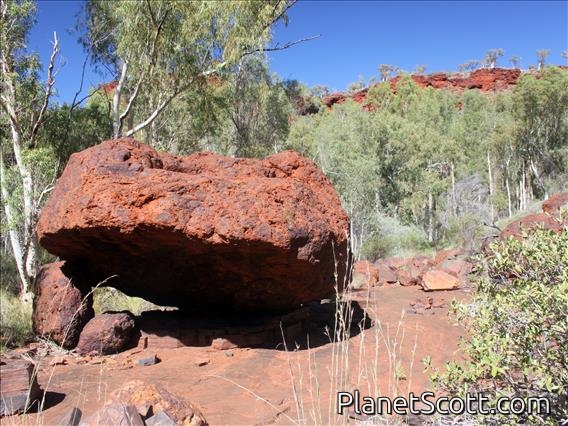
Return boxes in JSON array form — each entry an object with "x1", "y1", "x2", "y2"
[{"x1": 29, "y1": 32, "x2": 59, "y2": 148}]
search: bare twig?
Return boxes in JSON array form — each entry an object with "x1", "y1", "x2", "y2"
[{"x1": 30, "y1": 32, "x2": 59, "y2": 148}]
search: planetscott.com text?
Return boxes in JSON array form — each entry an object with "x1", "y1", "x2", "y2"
[{"x1": 337, "y1": 390, "x2": 550, "y2": 417}]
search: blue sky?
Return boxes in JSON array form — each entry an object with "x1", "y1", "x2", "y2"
[{"x1": 29, "y1": 0, "x2": 567, "y2": 103}]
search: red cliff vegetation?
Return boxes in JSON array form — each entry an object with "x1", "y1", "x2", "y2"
[{"x1": 324, "y1": 68, "x2": 524, "y2": 108}]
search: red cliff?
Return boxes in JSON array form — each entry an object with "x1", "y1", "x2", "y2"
[{"x1": 324, "y1": 68, "x2": 524, "y2": 109}]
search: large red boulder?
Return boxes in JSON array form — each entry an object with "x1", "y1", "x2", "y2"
[
  {"x1": 32, "y1": 262, "x2": 93, "y2": 349},
  {"x1": 37, "y1": 139, "x2": 350, "y2": 313}
]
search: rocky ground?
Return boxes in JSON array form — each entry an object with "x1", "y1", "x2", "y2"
[{"x1": 2, "y1": 282, "x2": 470, "y2": 425}]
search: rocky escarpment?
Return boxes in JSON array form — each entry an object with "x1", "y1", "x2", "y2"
[
  {"x1": 36, "y1": 138, "x2": 351, "y2": 315},
  {"x1": 324, "y1": 68, "x2": 525, "y2": 109}
]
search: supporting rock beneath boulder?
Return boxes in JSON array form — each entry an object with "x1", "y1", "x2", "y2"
[
  {"x1": 37, "y1": 138, "x2": 351, "y2": 313},
  {"x1": 76, "y1": 312, "x2": 136, "y2": 355},
  {"x1": 32, "y1": 262, "x2": 93, "y2": 349}
]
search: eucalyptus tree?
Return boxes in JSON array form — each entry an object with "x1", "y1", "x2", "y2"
[
  {"x1": 509, "y1": 55, "x2": 521, "y2": 69},
  {"x1": 81, "y1": 0, "x2": 296, "y2": 145},
  {"x1": 1, "y1": 0, "x2": 61, "y2": 300},
  {"x1": 484, "y1": 48, "x2": 504, "y2": 69},
  {"x1": 536, "y1": 49, "x2": 551, "y2": 70},
  {"x1": 511, "y1": 67, "x2": 568, "y2": 208}
]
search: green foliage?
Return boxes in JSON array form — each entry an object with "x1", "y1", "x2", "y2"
[
  {"x1": 430, "y1": 229, "x2": 568, "y2": 424},
  {"x1": 81, "y1": 0, "x2": 292, "y2": 141},
  {"x1": 0, "y1": 288, "x2": 34, "y2": 353},
  {"x1": 361, "y1": 214, "x2": 429, "y2": 261},
  {"x1": 287, "y1": 68, "x2": 568, "y2": 256},
  {"x1": 92, "y1": 287, "x2": 161, "y2": 316}
]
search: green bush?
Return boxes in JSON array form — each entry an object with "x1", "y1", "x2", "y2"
[
  {"x1": 361, "y1": 214, "x2": 430, "y2": 260},
  {"x1": 92, "y1": 287, "x2": 162, "y2": 315},
  {"x1": 430, "y1": 228, "x2": 568, "y2": 424}
]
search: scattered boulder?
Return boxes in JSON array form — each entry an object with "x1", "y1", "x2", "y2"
[
  {"x1": 500, "y1": 212, "x2": 564, "y2": 240},
  {"x1": 421, "y1": 270, "x2": 459, "y2": 291},
  {"x1": 109, "y1": 380, "x2": 208, "y2": 425},
  {"x1": 32, "y1": 262, "x2": 93, "y2": 349},
  {"x1": 500, "y1": 192, "x2": 567, "y2": 241},
  {"x1": 76, "y1": 312, "x2": 136, "y2": 355},
  {"x1": 376, "y1": 263, "x2": 398, "y2": 285},
  {"x1": 351, "y1": 260, "x2": 380, "y2": 288},
  {"x1": 37, "y1": 138, "x2": 351, "y2": 313},
  {"x1": 0, "y1": 360, "x2": 41, "y2": 416}
]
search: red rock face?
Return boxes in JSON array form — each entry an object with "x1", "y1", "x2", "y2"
[
  {"x1": 37, "y1": 139, "x2": 351, "y2": 313},
  {"x1": 500, "y1": 212, "x2": 564, "y2": 240},
  {"x1": 32, "y1": 262, "x2": 94, "y2": 349},
  {"x1": 542, "y1": 192, "x2": 568, "y2": 214},
  {"x1": 76, "y1": 312, "x2": 136, "y2": 355},
  {"x1": 324, "y1": 68, "x2": 524, "y2": 109}
]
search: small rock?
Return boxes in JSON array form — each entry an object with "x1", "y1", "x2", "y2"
[
  {"x1": 109, "y1": 381, "x2": 207, "y2": 425},
  {"x1": 194, "y1": 358, "x2": 210, "y2": 367},
  {"x1": 211, "y1": 337, "x2": 237, "y2": 351},
  {"x1": 224, "y1": 351, "x2": 234, "y2": 358},
  {"x1": 82, "y1": 403, "x2": 143, "y2": 426},
  {"x1": 145, "y1": 410, "x2": 177, "y2": 426},
  {"x1": 55, "y1": 407, "x2": 82, "y2": 426},
  {"x1": 50, "y1": 356, "x2": 68, "y2": 366},
  {"x1": 376, "y1": 262, "x2": 398, "y2": 285},
  {"x1": 422, "y1": 270, "x2": 459, "y2": 291},
  {"x1": 137, "y1": 353, "x2": 159, "y2": 367},
  {"x1": 136, "y1": 404, "x2": 152, "y2": 418}
]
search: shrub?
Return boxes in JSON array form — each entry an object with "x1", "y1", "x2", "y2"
[
  {"x1": 92, "y1": 287, "x2": 162, "y2": 315},
  {"x1": 361, "y1": 214, "x2": 430, "y2": 260},
  {"x1": 429, "y1": 228, "x2": 568, "y2": 424}
]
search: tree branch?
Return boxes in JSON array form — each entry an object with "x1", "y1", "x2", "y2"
[
  {"x1": 29, "y1": 32, "x2": 59, "y2": 148},
  {"x1": 112, "y1": 60, "x2": 128, "y2": 138},
  {"x1": 243, "y1": 34, "x2": 320, "y2": 57}
]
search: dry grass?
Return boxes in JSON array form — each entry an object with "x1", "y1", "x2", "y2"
[{"x1": 0, "y1": 288, "x2": 34, "y2": 354}]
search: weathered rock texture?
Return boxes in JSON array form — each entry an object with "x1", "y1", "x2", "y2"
[
  {"x1": 0, "y1": 360, "x2": 41, "y2": 416},
  {"x1": 109, "y1": 381, "x2": 208, "y2": 425},
  {"x1": 32, "y1": 262, "x2": 93, "y2": 349},
  {"x1": 76, "y1": 312, "x2": 136, "y2": 355},
  {"x1": 37, "y1": 139, "x2": 350, "y2": 313}
]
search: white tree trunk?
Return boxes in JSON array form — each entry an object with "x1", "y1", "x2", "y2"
[{"x1": 487, "y1": 151, "x2": 494, "y2": 223}]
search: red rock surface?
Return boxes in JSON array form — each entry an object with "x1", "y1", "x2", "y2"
[
  {"x1": 32, "y1": 262, "x2": 93, "y2": 349},
  {"x1": 542, "y1": 192, "x2": 568, "y2": 214},
  {"x1": 324, "y1": 68, "x2": 525, "y2": 108},
  {"x1": 109, "y1": 381, "x2": 207, "y2": 425},
  {"x1": 76, "y1": 312, "x2": 136, "y2": 355},
  {"x1": 352, "y1": 260, "x2": 380, "y2": 288},
  {"x1": 500, "y1": 212, "x2": 565, "y2": 240},
  {"x1": 15, "y1": 284, "x2": 469, "y2": 425},
  {"x1": 37, "y1": 139, "x2": 350, "y2": 313},
  {"x1": 422, "y1": 270, "x2": 459, "y2": 291}
]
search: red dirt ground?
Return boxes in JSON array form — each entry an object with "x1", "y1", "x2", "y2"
[{"x1": 6, "y1": 284, "x2": 470, "y2": 425}]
